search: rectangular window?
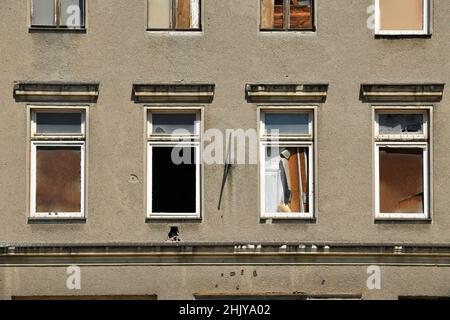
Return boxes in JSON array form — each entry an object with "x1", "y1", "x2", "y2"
[
  {"x1": 374, "y1": 109, "x2": 429, "y2": 220},
  {"x1": 30, "y1": 108, "x2": 86, "y2": 219},
  {"x1": 31, "y1": 0, "x2": 85, "y2": 29},
  {"x1": 260, "y1": 109, "x2": 314, "y2": 219},
  {"x1": 147, "y1": 110, "x2": 201, "y2": 219},
  {"x1": 375, "y1": 0, "x2": 429, "y2": 35},
  {"x1": 260, "y1": 0, "x2": 315, "y2": 31},
  {"x1": 147, "y1": 0, "x2": 201, "y2": 31}
]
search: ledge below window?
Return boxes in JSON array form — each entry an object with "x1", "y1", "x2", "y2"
[
  {"x1": 28, "y1": 27, "x2": 87, "y2": 34},
  {"x1": 28, "y1": 217, "x2": 87, "y2": 224}
]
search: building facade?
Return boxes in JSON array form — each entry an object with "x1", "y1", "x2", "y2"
[{"x1": 1, "y1": 0, "x2": 450, "y2": 300}]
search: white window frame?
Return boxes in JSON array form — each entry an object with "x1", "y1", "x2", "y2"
[
  {"x1": 375, "y1": 0, "x2": 429, "y2": 35},
  {"x1": 30, "y1": 0, "x2": 86, "y2": 29},
  {"x1": 29, "y1": 107, "x2": 87, "y2": 220},
  {"x1": 259, "y1": 108, "x2": 315, "y2": 219},
  {"x1": 147, "y1": 0, "x2": 201, "y2": 31},
  {"x1": 374, "y1": 108, "x2": 430, "y2": 220},
  {"x1": 146, "y1": 108, "x2": 202, "y2": 219}
]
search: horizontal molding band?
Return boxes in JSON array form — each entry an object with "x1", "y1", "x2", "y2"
[
  {"x1": 13, "y1": 82, "x2": 100, "y2": 103},
  {"x1": 246, "y1": 84, "x2": 329, "y2": 103},
  {"x1": 360, "y1": 84, "x2": 445, "y2": 103},
  {"x1": 2, "y1": 243, "x2": 450, "y2": 266},
  {"x1": 132, "y1": 83, "x2": 215, "y2": 103}
]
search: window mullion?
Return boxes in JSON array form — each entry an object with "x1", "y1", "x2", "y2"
[{"x1": 284, "y1": 0, "x2": 289, "y2": 30}]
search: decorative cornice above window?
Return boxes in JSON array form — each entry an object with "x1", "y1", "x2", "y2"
[
  {"x1": 13, "y1": 82, "x2": 99, "y2": 103},
  {"x1": 246, "y1": 84, "x2": 329, "y2": 103},
  {"x1": 360, "y1": 84, "x2": 445, "y2": 103},
  {"x1": 132, "y1": 84, "x2": 215, "y2": 103}
]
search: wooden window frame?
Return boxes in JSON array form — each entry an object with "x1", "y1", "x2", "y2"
[
  {"x1": 146, "y1": 108, "x2": 202, "y2": 219},
  {"x1": 260, "y1": 0, "x2": 316, "y2": 32},
  {"x1": 147, "y1": 0, "x2": 202, "y2": 31},
  {"x1": 373, "y1": 107, "x2": 430, "y2": 220},
  {"x1": 30, "y1": 0, "x2": 86, "y2": 30},
  {"x1": 375, "y1": 0, "x2": 429, "y2": 36},
  {"x1": 29, "y1": 107, "x2": 87, "y2": 220},
  {"x1": 259, "y1": 108, "x2": 315, "y2": 219}
]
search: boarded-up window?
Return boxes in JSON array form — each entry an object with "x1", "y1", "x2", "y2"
[
  {"x1": 379, "y1": 148, "x2": 424, "y2": 213},
  {"x1": 36, "y1": 146, "x2": 82, "y2": 213},
  {"x1": 148, "y1": 0, "x2": 200, "y2": 30},
  {"x1": 378, "y1": 0, "x2": 427, "y2": 32},
  {"x1": 261, "y1": 0, "x2": 314, "y2": 30},
  {"x1": 31, "y1": 0, "x2": 85, "y2": 28},
  {"x1": 30, "y1": 109, "x2": 86, "y2": 219}
]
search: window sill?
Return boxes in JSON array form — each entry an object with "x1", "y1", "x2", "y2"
[
  {"x1": 260, "y1": 217, "x2": 316, "y2": 224},
  {"x1": 375, "y1": 218, "x2": 432, "y2": 224},
  {"x1": 145, "y1": 30, "x2": 203, "y2": 36},
  {"x1": 259, "y1": 30, "x2": 316, "y2": 36},
  {"x1": 28, "y1": 217, "x2": 87, "y2": 224},
  {"x1": 29, "y1": 27, "x2": 87, "y2": 34},
  {"x1": 374, "y1": 33, "x2": 431, "y2": 40},
  {"x1": 146, "y1": 217, "x2": 202, "y2": 224}
]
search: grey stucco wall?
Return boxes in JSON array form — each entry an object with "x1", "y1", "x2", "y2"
[{"x1": 1, "y1": 0, "x2": 450, "y2": 245}]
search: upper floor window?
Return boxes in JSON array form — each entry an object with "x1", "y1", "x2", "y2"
[
  {"x1": 29, "y1": 108, "x2": 87, "y2": 220},
  {"x1": 374, "y1": 109, "x2": 430, "y2": 220},
  {"x1": 260, "y1": 0, "x2": 315, "y2": 31},
  {"x1": 375, "y1": 0, "x2": 429, "y2": 35},
  {"x1": 31, "y1": 0, "x2": 86, "y2": 30},
  {"x1": 147, "y1": 109, "x2": 202, "y2": 219},
  {"x1": 147, "y1": 0, "x2": 201, "y2": 31},
  {"x1": 259, "y1": 109, "x2": 315, "y2": 219}
]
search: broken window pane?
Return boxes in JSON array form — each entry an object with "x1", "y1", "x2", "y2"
[
  {"x1": 32, "y1": 0, "x2": 56, "y2": 26},
  {"x1": 265, "y1": 147, "x2": 309, "y2": 213},
  {"x1": 378, "y1": 114, "x2": 424, "y2": 135},
  {"x1": 289, "y1": 0, "x2": 313, "y2": 29},
  {"x1": 148, "y1": 0, "x2": 171, "y2": 29},
  {"x1": 265, "y1": 113, "x2": 310, "y2": 135},
  {"x1": 36, "y1": 112, "x2": 82, "y2": 135},
  {"x1": 152, "y1": 147, "x2": 197, "y2": 213},
  {"x1": 36, "y1": 146, "x2": 81, "y2": 213},
  {"x1": 152, "y1": 113, "x2": 196, "y2": 135},
  {"x1": 261, "y1": 0, "x2": 285, "y2": 29},
  {"x1": 60, "y1": 0, "x2": 84, "y2": 27},
  {"x1": 379, "y1": 0, "x2": 424, "y2": 31},
  {"x1": 379, "y1": 147, "x2": 424, "y2": 213}
]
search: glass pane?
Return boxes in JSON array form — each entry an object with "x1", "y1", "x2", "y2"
[
  {"x1": 152, "y1": 146, "x2": 197, "y2": 213},
  {"x1": 378, "y1": 114, "x2": 424, "y2": 135},
  {"x1": 152, "y1": 113, "x2": 196, "y2": 135},
  {"x1": 264, "y1": 113, "x2": 310, "y2": 135},
  {"x1": 289, "y1": 0, "x2": 313, "y2": 29},
  {"x1": 32, "y1": 0, "x2": 56, "y2": 26},
  {"x1": 379, "y1": 0, "x2": 424, "y2": 31},
  {"x1": 265, "y1": 147, "x2": 309, "y2": 213},
  {"x1": 36, "y1": 146, "x2": 81, "y2": 213},
  {"x1": 148, "y1": 0, "x2": 171, "y2": 29},
  {"x1": 379, "y1": 147, "x2": 424, "y2": 213},
  {"x1": 36, "y1": 113, "x2": 82, "y2": 135},
  {"x1": 60, "y1": 0, "x2": 84, "y2": 28}
]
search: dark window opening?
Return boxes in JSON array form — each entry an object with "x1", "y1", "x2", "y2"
[{"x1": 152, "y1": 147, "x2": 196, "y2": 213}]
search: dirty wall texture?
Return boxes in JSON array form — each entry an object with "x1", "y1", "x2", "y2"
[
  {"x1": 1, "y1": 2, "x2": 450, "y2": 248},
  {"x1": 1, "y1": 265, "x2": 450, "y2": 300}
]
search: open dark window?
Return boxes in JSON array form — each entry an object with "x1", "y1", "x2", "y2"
[
  {"x1": 31, "y1": 0, "x2": 85, "y2": 30},
  {"x1": 261, "y1": 0, "x2": 314, "y2": 31},
  {"x1": 147, "y1": 110, "x2": 201, "y2": 219}
]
